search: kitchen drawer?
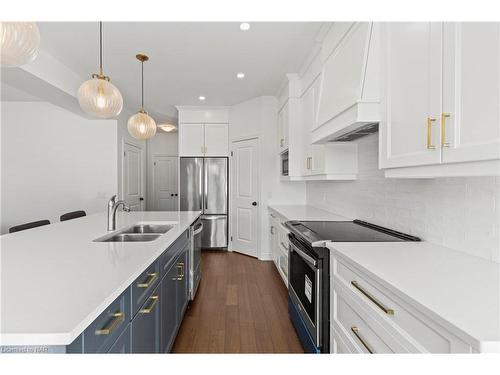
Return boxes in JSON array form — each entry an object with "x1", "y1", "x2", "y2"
[
  {"x1": 334, "y1": 290, "x2": 394, "y2": 354},
  {"x1": 159, "y1": 229, "x2": 189, "y2": 278},
  {"x1": 332, "y1": 256, "x2": 470, "y2": 353},
  {"x1": 107, "y1": 324, "x2": 131, "y2": 353},
  {"x1": 131, "y1": 284, "x2": 161, "y2": 353},
  {"x1": 131, "y1": 259, "x2": 160, "y2": 317},
  {"x1": 83, "y1": 287, "x2": 131, "y2": 353},
  {"x1": 331, "y1": 323, "x2": 356, "y2": 353}
]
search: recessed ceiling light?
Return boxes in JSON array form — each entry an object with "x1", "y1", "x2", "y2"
[
  {"x1": 239, "y1": 23, "x2": 251, "y2": 31},
  {"x1": 236, "y1": 72, "x2": 245, "y2": 79},
  {"x1": 158, "y1": 123, "x2": 177, "y2": 132},
  {"x1": 198, "y1": 96, "x2": 206, "y2": 101}
]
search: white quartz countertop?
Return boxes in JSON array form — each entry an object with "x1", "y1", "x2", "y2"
[
  {"x1": 0, "y1": 210, "x2": 201, "y2": 346},
  {"x1": 327, "y1": 241, "x2": 500, "y2": 350},
  {"x1": 268, "y1": 204, "x2": 349, "y2": 221}
]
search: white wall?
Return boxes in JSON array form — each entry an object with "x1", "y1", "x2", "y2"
[
  {"x1": 230, "y1": 96, "x2": 306, "y2": 260},
  {"x1": 306, "y1": 134, "x2": 500, "y2": 263},
  {"x1": 0, "y1": 101, "x2": 117, "y2": 233},
  {"x1": 146, "y1": 132, "x2": 178, "y2": 210}
]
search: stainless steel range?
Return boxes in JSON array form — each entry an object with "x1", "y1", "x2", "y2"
[{"x1": 285, "y1": 220, "x2": 421, "y2": 353}]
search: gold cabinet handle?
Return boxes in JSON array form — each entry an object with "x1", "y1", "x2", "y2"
[
  {"x1": 351, "y1": 280, "x2": 394, "y2": 315},
  {"x1": 177, "y1": 262, "x2": 185, "y2": 280},
  {"x1": 172, "y1": 262, "x2": 185, "y2": 280},
  {"x1": 441, "y1": 113, "x2": 451, "y2": 148},
  {"x1": 306, "y1": 157, "x2": 312, "y2": 170},
  {"x1": 139, "y1": 295, "x2": 159, "y2": 314},
  {"x1": 426, "y1": 117, "x2": 436, "y2": 149},
  {"x1": 137, "y1": 272, "x2": 158, "y2": 288},
  {"x1": 95, "y1": 312, "x2": 124, "y2": 335},
  {"x1": 351, "y1": 326, "x2": 375, "y2": 354}
]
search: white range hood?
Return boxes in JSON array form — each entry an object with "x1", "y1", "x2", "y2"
[{"x1": 311, "y1": 22, "x2": 380, "y2": 144}]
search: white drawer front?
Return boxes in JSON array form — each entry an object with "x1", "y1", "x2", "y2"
[
  {"x1": 335, "y1": 291, "x2": 394, "y2": 354},
  {"x1": 332, "y1": 256, "x2": 471, "y2": 353}
]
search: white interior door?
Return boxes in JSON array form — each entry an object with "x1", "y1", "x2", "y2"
[
  {"x1": 152, "y1": 156, "x2": 178, "y2": 211},
  {"x1": 124, "y1": 142, "x2": 143, "y2": 211},
  {"x1": 231, "y1": 138, "x2": 260, "y2": 258}
]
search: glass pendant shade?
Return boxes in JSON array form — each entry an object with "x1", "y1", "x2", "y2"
[
  {"x1": 78, "y1": 76, "x2": 123, "y2": 118},
  {"x1": 158, "y1": 123, "x2": 177, "y2": 132},
  {"x1": 0, "y1": 22, "x2": 40, "y2": 67},
  {"x1": 127, "y1": 110, "x2": 157, "y2": 140}
]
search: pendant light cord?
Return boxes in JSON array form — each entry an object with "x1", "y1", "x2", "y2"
[
  {"x1": 141, "y1": 60, "x2": 144, "y2": 110},
  {"x1": 99, "y1": 21, "x2": 103, "y2": 76}
]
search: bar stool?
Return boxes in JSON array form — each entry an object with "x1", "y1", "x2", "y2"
[
  {"x1": 9, "y1": 220, "x2": 50, "y2": 233},
  {"x1": 60, "y1": 210, "x2": 86, "y2": 222}
]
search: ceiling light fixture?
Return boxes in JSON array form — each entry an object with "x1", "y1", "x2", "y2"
[
  {"x1": 198, "y1": 96, "x2": 206, "y2": 101},
  {"x1": 0, "y1": 22, "x2": 40, "y2": 67},
  {"x1": 127, "y1": 53, "x2": 157, "y2": 140},
  {"x1": 77, "y1": 22, "x2": 123, "y2": 118},
  {"x1": 239, "y1": 23, "x2": 251, "y2": 31},
  {"x1": 158, "y1": 123, "x2": 177, "y2": 132},
  {"x1": 237, "y1": 72, "x2": 245, "y2": 79}
]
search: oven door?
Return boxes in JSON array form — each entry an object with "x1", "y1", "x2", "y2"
[{"x1": 289, "y1": 239, "x2": 321, "y2": 346}]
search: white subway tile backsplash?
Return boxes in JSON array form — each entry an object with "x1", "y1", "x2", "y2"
[{"x1": 306, "y1": 134, "x2": 500, "y2": 263}]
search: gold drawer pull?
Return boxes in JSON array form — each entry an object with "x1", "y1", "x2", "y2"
[
  {"x1": 426, "y1": 117, "x2": 436, "y2": 149},
  {"x1": 351, "y1": 280, "x2": 394, "y2": 315},
  {"x1": 139, "y1": 295, "x2": 159, "y2": 314},
  {"x1": 351, "y1": 326, "x2": 375, "y2": 354},
  {"x1": 441, "y1": 113, "x2": 450, "y2": 148},
  {"x1": 95, "y1": 312, "x2": 124, "y2": 335},
  {"x1": 137, "y1": 272, "x2": 158, "y2": 288},
  {"x1": 172, "y1": 262, "x2": 185, "y2": 281}
]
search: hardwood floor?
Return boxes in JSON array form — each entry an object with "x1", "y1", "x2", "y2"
[{"x1": 172, "y1": 251, "x2": 304, "y2": 353}]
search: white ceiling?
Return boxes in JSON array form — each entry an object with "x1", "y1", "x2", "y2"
[{"x1": 37, "y1": 22, "x2": 323, "y2": 120}]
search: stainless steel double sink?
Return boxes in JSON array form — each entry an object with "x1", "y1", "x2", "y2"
[{"x1": 94, "y1": 224, "x2": 175, "y2": 243}]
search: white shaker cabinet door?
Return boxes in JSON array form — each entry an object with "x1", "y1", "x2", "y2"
[
  {"x1": 442, "y1": 22, "x2": 500, "y2": 164},
  {"x1": 179, "y1": 123, "x2": 204, "y2": 156},
  {"x1": 204, "y1": 123, "x2": 228, "y2": 156},
  {"x1": 380, "y1": 23, "x2": 443, "y2": 169}
]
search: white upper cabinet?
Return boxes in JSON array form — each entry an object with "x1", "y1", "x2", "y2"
[
  {"x1": 278, "y1": 102, "x2": 290, "y2": 152},
  {"x1": 379, "y1": 23, "x2": 443, "y2": 169},
  {"x1": 178, "y1": 123, "x2": 205, "y2": 156},
  {"x1": 441, "y1": 22, "x2": 500, "y2": 164},
  {"x1": 177, "y1": 107, "x2": 229, "y2": 157},
  {"x1": 312, "y1": 22, "x2": 380, "y2": 143},
  {"x1": 380, "y1": 22, "x2": 500, "y2": 177},
  {"x1": 204, "y1": 123, "x2": 229, "y2": 156}
]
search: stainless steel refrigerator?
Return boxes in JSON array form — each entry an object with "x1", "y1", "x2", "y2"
[{"x1": 179, "y1": 157, "x2": 228, "y2": 249}]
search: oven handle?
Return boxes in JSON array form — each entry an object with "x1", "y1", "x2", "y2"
[{"x1": 290, "y1": 242, "x2": 317, "y2": 267}]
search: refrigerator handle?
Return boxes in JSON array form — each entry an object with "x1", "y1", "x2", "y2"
[
  {"x1": 199, "y1": 159, "x2": 204, "y2": 211},
  {"x1": 204, "y1": 160, "x2": 208, "y2": 210}
]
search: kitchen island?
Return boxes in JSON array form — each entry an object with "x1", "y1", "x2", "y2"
[{"x1": 0, "y1": 210, "x2": 201, "y2": 352}]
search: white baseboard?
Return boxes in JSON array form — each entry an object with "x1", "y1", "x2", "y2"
[{"x1": 259, "y1": 252, "x2": 272, "y2": 261}]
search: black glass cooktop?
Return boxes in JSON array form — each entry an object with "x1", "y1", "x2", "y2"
[{"x1": 286, "y1": 219, "x2": 421, "y2": 244}]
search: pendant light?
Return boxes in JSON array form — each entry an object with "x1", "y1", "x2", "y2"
[
  {"x1": 158, "y1": 123, "x2": 177, "y2": 132},
  {"x1": 0, "y1": 22, "x2": 40, "y2": 67},
  {"x1": 77, "y1": 22, "x2": 123, "y2": 119},
  {"x1": 127, "y1": 54, "x2": 157, "y2": 140}
]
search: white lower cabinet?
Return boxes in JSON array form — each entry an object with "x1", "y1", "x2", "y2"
[
  {"x1": 268, "y1": 209, "x2": 289, "y2": 287},
  {"x1": 330, "y1": 254, "x2": 472, "y2": 353}
]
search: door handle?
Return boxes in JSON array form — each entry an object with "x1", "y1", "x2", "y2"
[
  {"x1": 252, "y1": 201, "x2": 258, "y2": 206},
  {"x1": 139, "y1": 197, "x2": 144, "y2": 201}
]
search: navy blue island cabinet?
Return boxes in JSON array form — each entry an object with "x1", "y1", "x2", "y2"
[{"x1": 34, "y1": 229, "x2": 191, "y2": 354}]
